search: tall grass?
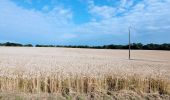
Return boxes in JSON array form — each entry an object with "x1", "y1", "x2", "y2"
[{"x1": 0, "y1": 73, "x2": 169, "y2": 98}]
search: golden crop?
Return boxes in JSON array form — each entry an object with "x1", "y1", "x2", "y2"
[{"x1": 0, "y1": 47, "x2": 169, "y2": 99}]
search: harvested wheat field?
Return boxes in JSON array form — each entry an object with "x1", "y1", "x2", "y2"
[{"x1": 0, "y1": 47, "x2": 170, "y2": 100}]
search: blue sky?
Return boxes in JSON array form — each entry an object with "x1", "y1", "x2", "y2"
[{"x1": 0, "y1": 0, "x2": 170, "y2": 45}]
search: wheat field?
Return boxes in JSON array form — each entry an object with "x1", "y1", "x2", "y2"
[{"x1": 0, "y1": 47, "x2": 170, "y2": 100}]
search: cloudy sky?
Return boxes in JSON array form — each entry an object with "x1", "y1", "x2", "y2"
[{"x1": 0, "y1": 0, "x2": 170, "y2": 45}]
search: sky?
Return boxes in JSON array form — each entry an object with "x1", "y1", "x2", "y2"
[{"x1": 0, "y1": 0, "x2": 170, "y2": 45}]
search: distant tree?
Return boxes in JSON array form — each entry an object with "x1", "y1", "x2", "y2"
[
  {"x1": 24, "y1": 44, "x2": 33, "y2": 47},
  {"x1": 35, "y1": 44, "x2": 55, "y2": 47},
  {"x1": 159, "y1": 43, "x2": 170, "y2": 50},
  {"x1": 1, "y1": 42, "x2": 170, "y2": 50},
  {"x1": 4, "y1": 42, "x2": 23, "y2": 47},
  {"x1": 132, "y1": 43, "x2": 143, "y2": 49},
  {"x1": 35, "y1": 45, "x2": 41, "y2": 47},
  {"x1": 143, "y1": 43, "x2": 159, "y2": 50}
]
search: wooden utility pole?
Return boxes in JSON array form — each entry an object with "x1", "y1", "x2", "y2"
[{"x1": 129, "y1": 27, "x2": 131, "y2": 60}]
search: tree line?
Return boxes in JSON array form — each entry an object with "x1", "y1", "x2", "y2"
[
  {"x1": 0, "y1": 42, "x2": 33, "y2": 47},
  {"x1": 0, "y1": 42, "x2": 170, "y2": 50}
]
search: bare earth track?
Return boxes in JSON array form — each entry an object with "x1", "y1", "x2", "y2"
[{"x1": 0, "y1": 47, "x2": 170, "y2": 100}]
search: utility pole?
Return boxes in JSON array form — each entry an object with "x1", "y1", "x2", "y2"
[{"x1": 129, "y1": 27, "x2": 131, "y2": 60}]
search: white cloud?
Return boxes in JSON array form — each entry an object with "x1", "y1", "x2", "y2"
[
  {"x1": 0, "y1": 0, "x2": 75, "y2": 44},
  {"x1": 85, "y1": 0, "x2": 170, "y2": 33},
  {"x1": 88, "y1": 4, "x2": 116, "y2": 19},
  {"x1": 0, "y1": 0, "x2": 170, "y2": 45},
  {"x1": 24, "y1": 0, "x2": 33, "y2": 4},
  {"x1": 73, "y1": 0, "x2": 170, "y2": 44},
  {"x1": 42, "y1": 6, "x2": 49, "y2": 12}
]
